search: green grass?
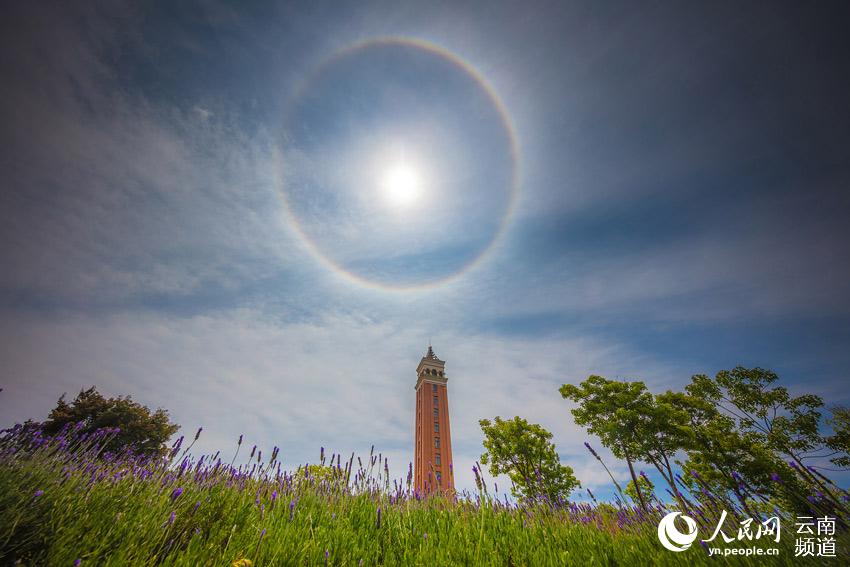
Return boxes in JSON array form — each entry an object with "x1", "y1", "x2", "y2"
[{"x1": 1, "y1": 429, "x2": 847, "y2": 565}]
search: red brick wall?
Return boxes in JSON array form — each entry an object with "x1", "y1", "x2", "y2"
[{"x1": 414, "y1": 380, "x2": 454, "y2": 494}]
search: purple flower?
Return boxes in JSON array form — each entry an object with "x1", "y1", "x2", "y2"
[
  {"x1": 170, "y1": 487, "x2": 183, "y2": 501},
  {"x1": 168, "y1": 511, "x2": 176, "y2": 525},
  {"x1": 74, "y1": 560, "x2": 81, "y2": 566},
  {"x1": 238, "y1": 434, "x2": 243, "y2": 446},
  {"x1": 584, "y1": 442, "x2": 600, "y2": 459},
  {"x1": 376, "y1": 507, "x2": 382, "y2": 528},
  {"x1": 770, "y1": 473, "x2": 781, "y2": 482},
  {"x1": 194, "y1": 427, "x2": 203, "y2": 440},
  {"x1": 423, "y1": 533, "x2": 428, "y2": 540},
  {"x1": 33, "y1": 490, "x2": 44, "y2": 498},
  {"x1": 260, "y1": 528, "x2": 266, "y2": 540}
]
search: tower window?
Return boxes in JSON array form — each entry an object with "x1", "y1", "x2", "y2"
[
  {"x1": 434, "y1": 422, "x2": 439, "y2": 433},
  {"x1": 432, "y1": 384, "x2": 437, "y2": 393},
  {"x1": 434, "y1": 437, "x2": 440, "y2": 448},
  {"x1": 435, "y1": 454, "x2": 441, "y2": 465},
  {"x1": 433, "y1": 396, "x2": 438, "y2": 407},
  {"x1": 433, "y1": 408, "x2": 438, "y2": 417}
]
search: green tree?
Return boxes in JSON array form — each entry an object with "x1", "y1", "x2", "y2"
[
  {"x1": 826, "y1": 406, "x2": 850, "y2": 468},
  {"x1": 294, "y1": 464, "x2": 347, "y2": 487},
  {"x1": 625, "y1": 474, "x2": 654, "y2": 505},
  {"x1": 687, "y1": 367, "x2": 841, "y2": 508},
  {"x1": 640, "y1": 391, "x2": 697, "y2": 511},
  {"x1": 41, "y1": 387, "x2": 179, "y2": 458},
  {"x1": 479, "y1": 416, "x2": 580, "y2": 503},
  {"x1": 560, "y1": 377, "x2": 653, "y2": 510},
  {"x1": 666, "y1": 390, "x2": 793, "y2": 516}
]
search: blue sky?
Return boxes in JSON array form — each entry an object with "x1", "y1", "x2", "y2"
[{"x1": 2, "y1": 1, "x2": 849, "y2": 498}]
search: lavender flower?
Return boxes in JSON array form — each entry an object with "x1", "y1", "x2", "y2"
[
  {"x1": 170, "y1": 487, "x2": 183, "y2": 501},
  {"x1": 584, "y1": 442, "x2": 600, "y2": 459}
]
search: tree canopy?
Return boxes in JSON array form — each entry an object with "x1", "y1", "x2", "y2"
[
  {"x1": 827, "y1": 406, "x2": 850, "y2": 468},
  {"x1": 563, "y1": 367, "x2": 849, "y2": 521},
  {"x1": 559, "y1": 377, "x2": 654, "y2": 510},
  {"x1": 479, "y1": 416, "x2": 579, "y2": 503},
  {"x1": 40, "y1": 387, "x2": 179, "y2": 458}
]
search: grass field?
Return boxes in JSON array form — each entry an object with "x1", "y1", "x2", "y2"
[{"x1": 1, "y1": 425, "x2": 846, "y2": 566}]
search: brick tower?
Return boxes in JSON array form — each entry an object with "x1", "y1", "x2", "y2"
[{"x1": 414, "y1": 345, "x2": 454, "y2": 494}]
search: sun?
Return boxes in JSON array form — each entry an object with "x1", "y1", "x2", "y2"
[{"x1": 380, "y1": 162, "x2": 422, "y2": 209}]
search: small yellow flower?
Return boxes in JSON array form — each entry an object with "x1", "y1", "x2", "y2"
[{"x1": 232, "y1": 559, "x2": 253, "y2": 567}]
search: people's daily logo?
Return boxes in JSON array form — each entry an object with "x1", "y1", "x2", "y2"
[{"x1": 657, "y1": 512, "x2": 699, "y2": 552}]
